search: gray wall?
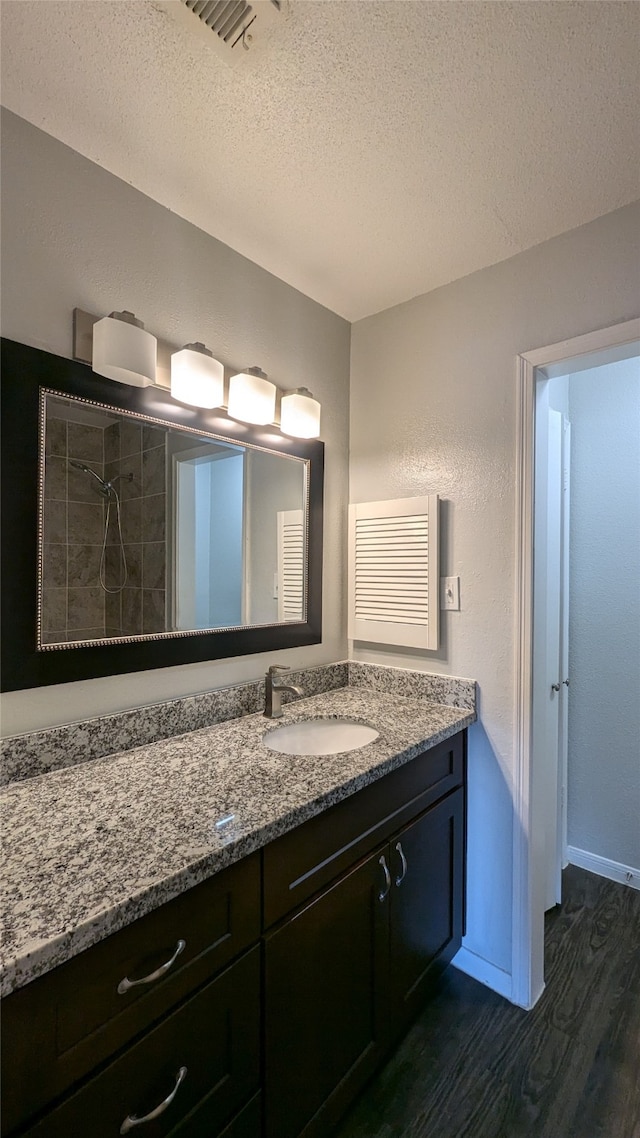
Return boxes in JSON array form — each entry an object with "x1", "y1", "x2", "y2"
[
  {"x1": 350, "y1": 200, "x2": 640, "y2": 977},
  {"x1": 567, "y1": 357, "x2": 640, "y2": 870},
  {"x1": 0, "y1": 109, "x2": 351, "y2": 734}
]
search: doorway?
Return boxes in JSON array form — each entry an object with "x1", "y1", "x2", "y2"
[{"x1": 512, "y1": 317, "x2": 640, "y2": 1010}]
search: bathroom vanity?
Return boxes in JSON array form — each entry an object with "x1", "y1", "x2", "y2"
[{"x1": 1, "y1": 682, "x2": 473, "y2": 1138}]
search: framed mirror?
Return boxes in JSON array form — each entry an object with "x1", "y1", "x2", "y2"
[{"x1": 1, "y1": 338, "x2": 324, "y2": 691}]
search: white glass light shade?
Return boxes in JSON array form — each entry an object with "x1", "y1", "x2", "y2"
[
  {"x1": 171, "y1": 345, "x2": 224, "y2": 408},
  {"x1": 280, "y1": 388, "x2": 321, "y2": 439},
  {"x1": 227, "y1": 368, "x2": 276, "y2": 425},
  {"x1": 92, "y1": 313, "x2": 157, "y2": 387}
]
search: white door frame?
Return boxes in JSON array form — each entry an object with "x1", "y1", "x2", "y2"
[{"x1": 512, "y1": 316, "x2": 640, "y2": 1010}]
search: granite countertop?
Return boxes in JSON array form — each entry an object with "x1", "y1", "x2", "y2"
[{"x1": 1, "y1": 686, "x2": 474, "y2": 998}]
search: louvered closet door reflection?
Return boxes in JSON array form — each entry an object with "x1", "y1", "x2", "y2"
[
  {"x1": 277, "y1": 509, "x2": 304, "y2": 622},
  {"x1": 348, "y1": 495, "x2": 439, "y2": 650}
]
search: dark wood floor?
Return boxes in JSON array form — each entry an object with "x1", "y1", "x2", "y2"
[{"x1": 333, "y1": 866, "x2": 640, "y2": 1138}]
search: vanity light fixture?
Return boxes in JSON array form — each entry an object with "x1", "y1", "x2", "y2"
[
  {"x1": 73, "y1": 309, "x2": 323, "y2": 439},
  {"x1": 91, "y1": 311, "x2": 157, "y2": 388},
  {"x1": 280, "y1": 388, "x2": 321, "y2": 439},
  {"x1": 170, "y1": 342, "x2": 224, "y2": 408},
  {"x1": 227, "y1": 366, "x2": 277, "y2": 425}
]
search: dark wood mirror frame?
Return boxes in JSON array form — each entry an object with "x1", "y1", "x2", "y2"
[{"x1": 1, "y1": 338, "x2": 324, "y2": 692}]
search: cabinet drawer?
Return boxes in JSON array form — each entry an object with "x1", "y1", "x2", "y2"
[
  {"x1": 263, "y1": 732, "x2": 464, "y2": 927},
  {"x1": 20, "y1": 945, "x2": 261, "y2": 1138},
  {"x1": 2, "y1": 853, "x2": 260, "y2": 1136}
]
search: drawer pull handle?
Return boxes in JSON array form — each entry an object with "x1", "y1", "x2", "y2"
[
  {"x1": 120, "y1": 1066, "x2": 188, "y2": 1133},
  {"x1": 117, "y1": 939, "x2": 186, "y2": 995},
  {"x1": 394, "y1": 841, "x2": 408, "y2": 887},
  {"x1": 378, "y1": 854, "x2": 391, "y2": 902}
]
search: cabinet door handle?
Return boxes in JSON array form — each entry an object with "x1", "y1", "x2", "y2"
[
  {"x1": 394, "y1": 841, "x2": 408, "y2": 887},
  {"x1": 378, "y1": 855, "x2": 391, "y2": 902},
  {"x1": 120, "y1": 1066, "x2": 188, "y2": 1133},
  {"x1": 117, "y1": 939, "x2": 186, "y2": 995}
]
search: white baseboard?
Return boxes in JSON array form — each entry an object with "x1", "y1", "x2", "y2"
[
  {"x1": 567, "y1": 846, "x2": 640, "y2": 891},
  {"x1": 451, "y1": 946, "x2": 513, "y2": 1001}
]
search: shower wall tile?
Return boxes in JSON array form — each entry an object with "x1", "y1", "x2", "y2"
[
  {"x1": 42, "y1": 587, "x2": 66, "y2": 630},
  {"x1": 142, "y1": 424, "x2": 166, "y2": 451},
  {"x1": 142, "y1": 446, "x2": 166, "y2": 496},
  {"x1": 142, "y1": 589, "x2": 166, "y2": 634},
  {"x1": 120, "y1": 454, "x2": 142, "y2": 500},
  {"x1": 68, "y1": 545, "x2": 102, "y2": 587},
  {"x1": 104, "y1": 543, "x2": 132, "y2": 591},
  {"x1": 68, "y1": 502, "x2": 103, "y2": 545},
  {"x1": 43, "y1": 500, "x2": 66, "y2": 544},
  {"x1": 41, "y1": 630, "x2": 67, "y2": 644},
  {"x1": 40, "y1": 409, "x2": 167, "y2": 645},
  {"x1": 142, "y1": 493, "x2": 166, "y2": 542},
  {"x1": 106, "y1": 455, "x2": 142, "y2": 500},
  {"x1": 67, "y1": 587, "x2": 104, "y2": 631},
  {"x1": 45, "y1": 418, "x2": 67, "y2": 457},
  {"x1": 105, "y1": 591, "x2": 122, "y2": 633},
  {"x1": 118, "y1": 543, "x2": 142, "y2": 588},
  {"x1": 68, "y1": 462, "x2": 105, "y2": 505},
  {"x1": 43, "y1": 544, "x2": 66, "y2": 588},
  {"x1": 120, "y1": 419, "x2": 142, "y2": 459},
  {"x1": 67, "y1": 423, "x2": 103, "y2": 463},
  {"x1": 143, "y1": 543, "x2": 165, "y2": 590},
  {"x1": 44, "y1": 455, "x2": 67, "y2": 501},
  {"x1": 104, "y1": 422, "x2": 120, "y2": 465},
  {"x1": 122, "y1": 588, "x2": 143, "y2": 635},
  {"x1": 121, "y1": 498, "x2": 142, "y2": 545}
]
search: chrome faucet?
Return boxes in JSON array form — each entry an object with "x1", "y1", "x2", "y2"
[{"x1": 263, "y1": 665, "x2": 303, "y2": 719}]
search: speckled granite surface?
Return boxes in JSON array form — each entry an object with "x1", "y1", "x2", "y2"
[
  {"x1": 348, "y1": 662, "x2": 476, "y2": 709},
  {"x1": 1, "y1": 685, "x2": 474, "y2": 997},
  {"x1": 0, "y1": 661, "x2": 475, "y2": 786},
  {"x1": 0, "y1": 663, "x2": 349, "y2": 786}
]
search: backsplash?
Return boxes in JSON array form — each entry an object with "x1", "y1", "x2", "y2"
[
  {"x1": 347, "y1": 662, "x2": 476, "y2": 710},
  {"x1": 0, "y1": 662, "x2": 476, "y2": 786}
]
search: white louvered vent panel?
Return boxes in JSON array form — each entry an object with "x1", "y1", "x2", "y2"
[
  {"x1": 277, "y1": 510, "x2": 305, "y2": 622},
  {"x1": 349, "y1": 496, "x2": 439, "y2": 650},
  {"x1": 183, "y1": 0, "x2": 257, "y2": 46},
  {"x1": 157, "y1": 0, "x2": 284, "y2": 66},
  {"x1": 355, "y1": 516, "x2": 430, "y2": 624}
]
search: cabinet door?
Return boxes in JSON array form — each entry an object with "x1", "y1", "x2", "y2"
[
  {"x1": 264, "y1": 849, "x2": 390, "y2": 1138},
  {"x1": 389, "y1": 787, "x2": 464, "y2": 1034}
]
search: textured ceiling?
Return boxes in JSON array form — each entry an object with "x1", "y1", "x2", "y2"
[{"x1": 1, "y1": 0, "x2": 639, "y2": 321}]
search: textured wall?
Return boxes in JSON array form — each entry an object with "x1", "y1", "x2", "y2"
[
  {"x1": 349, "y1": 201, "x2": 640, "y2": 975},
  {"x1": 567, "y1": 358, "x2": 640, "y2": 869},
  {"x1": 0, "y1": 109, "x2": 351, "y2": 734}
]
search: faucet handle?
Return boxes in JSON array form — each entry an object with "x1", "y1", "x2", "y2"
[{"x1": 267, "y1": 664, "x2": 290, "y2": 676}]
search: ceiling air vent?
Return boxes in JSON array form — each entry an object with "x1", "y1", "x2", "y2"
[{"x1": 155, "y1": 0, "x2": 285, "y2": 65}]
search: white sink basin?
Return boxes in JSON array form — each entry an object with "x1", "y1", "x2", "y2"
[{"x1": 263, "y1": 718, "x2": 379, "y2": 756}]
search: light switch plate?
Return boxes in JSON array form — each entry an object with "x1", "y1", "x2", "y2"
[{"x1": 440, "y1": 576, "x2": 460, "y2": 611}]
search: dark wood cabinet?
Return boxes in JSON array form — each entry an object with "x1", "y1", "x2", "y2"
[
  {"x1": 265, "y1": 850, "x2": 390, "y2": 1138},
  {"x1": 21, "y1": 947, "x2": 261, "y2": 1138},
  {"x1": 262, "y1": 736, "x2": 466, "y2": 1138},
  {"x1": 389, "y1": 788, "x2": 464, "y2": 1035},
  {"x1": 2, "y1": 729, "x2": 467, "y2": 1138},
  {"x1": 2, "y1": 854, "x2": 261, "y2": 1137}
]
